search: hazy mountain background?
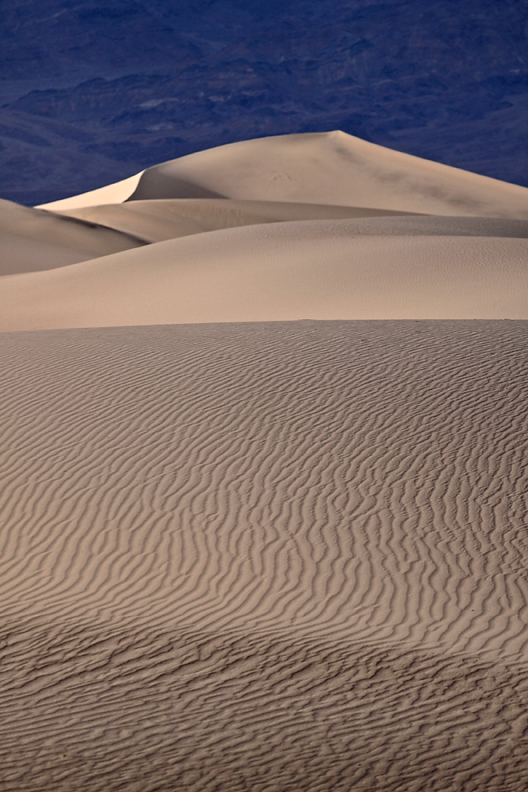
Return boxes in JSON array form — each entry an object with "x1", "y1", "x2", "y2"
[{"x1": 1, "y1": 0, "x2": 527, "y2": 205}]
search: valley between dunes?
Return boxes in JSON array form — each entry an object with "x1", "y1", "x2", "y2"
[{"x1": 1, "y1": 132, "x2": 527, "y2": 791}]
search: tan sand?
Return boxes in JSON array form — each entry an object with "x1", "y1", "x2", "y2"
[
  {"x1": 56, "y1": 198, "x2": 422, "y2": 243},
  {"x1": 0, "y1": 197, "x2": 145, "y2": 276},
  {"x1": 0, "y1": 321, "x2": 527, "y2": 791},
  {"x1": 56, "y1": 202, "x2": 528, "y2": 244},
  {"x1": 38, "y1": 131, "x2": 528, "y2": 218},
  {"x1": 0, "y1": 219, "x2": 527, "y2": 331},
  {"x1": 1, "y1": 132, "x2": 528, "y2": 791},
  {"x1": 37, "y1": 170, "x2": 144, "y2": 210},
  {"x1": 125, "y1": 131, "x2": 528, "y2": 218}
]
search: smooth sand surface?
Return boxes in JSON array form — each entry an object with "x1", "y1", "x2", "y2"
[
  {"x1": 0, "y1": 198, "x2": 145, "y2": 276},
  {"x1": 37, "y1": 130, "x2": 528, "y2": 218},
  {"x1": 1, "y1": 322, "x2": 527, "y2": 791},
  {"x1": 56, "y1": 198, "x2": 422, "y2": 243},
  {"x1": 1, "y1": 220, "x2": 528, "y2": 331},
  {"x1": 1, "y1": 132, "x2": 528, "y2": 791},
  {"x1": 37, "y1": 171, "x2": 144, "y2": 211},
  {"x1": 127, "y1": 131, "x2": 528, "y2": 218},
  {"x1": 57, "y1": 202, "x2": 528, "y2": 244}
]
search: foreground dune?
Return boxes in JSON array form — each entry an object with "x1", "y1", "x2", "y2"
[
  {"x1": 1, "y1": 322, "x2": 527, "y2": 791},
  {"x1": 1, "y1": 132, "x2": 528, "y2": 791}
]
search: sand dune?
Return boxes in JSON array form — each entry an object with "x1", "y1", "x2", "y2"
[
  {"x1": 1, "y1": 322, "x2": 527, "y2": 791},
  {"x1": 57, "y1": 203, "x2": 528, "y2": 244},
  {"x1": 0, "y1": 197, "x2": 145, "y2": 276},
  {"x1": 2, "y1": 132, "x2": 528, "y2": 791},
  {"x1": 56, "y1": 198, "x2": 421, "y2": 243},
  {"x1": 38, "y1": 131, "x2": 528, "y2": 219},
  {"x1": 126, "y1": 131, "x2": 528, "y2": 218},
  {"x1": 1, "y1": 219, "x2": 527, "y2": 331}
]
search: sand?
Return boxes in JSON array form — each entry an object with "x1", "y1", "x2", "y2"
[
  {"x1": 1, "y1": 221, "x2": 528, "y2": 330},
  {"x1": 1, "y1": 132, "x2": 528, "y2": 791},
  {"x1": 37, "y1": 171, "x2": 145, "y2": 211},
  {"x1": 55, "y1": 198, "x2": 422, "y2": 244},
  {"x1": 39, "y1": 131, "x2": 528, "y2": 217},
  {"x1": 0, "y1": 197, "x2": 145, "y2": 276}
]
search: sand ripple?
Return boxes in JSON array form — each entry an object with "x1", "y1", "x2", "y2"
[{"x1": 1, "y1": 321, "x2": 527, "y2": 790}]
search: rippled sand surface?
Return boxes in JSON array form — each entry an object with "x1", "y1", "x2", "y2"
[{"x1": 1, "y1": 133, "x2": 528, "y2": 790}]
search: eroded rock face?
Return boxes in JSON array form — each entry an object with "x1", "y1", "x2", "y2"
[{"x1": 1, "y1": 0, "x2": 528, "y2": 205}]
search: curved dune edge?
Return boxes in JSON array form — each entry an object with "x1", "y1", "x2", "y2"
[
  {"x1": 127, "y1": 131, "x2": 528, "y2": 218},
  {"x1": 1, "y1": 220, "x2": 527, "y2": 331},
  {"x1": 33, "y1": 131, "x2": 528, "y2": 218},
  {"x1": 1, "y1": 322, "x2": 527, "y2": 791},
  {"x1": 3, "y1": 129, "x2": 528, "y2": 282},
  {"x1": 36, "y1": 170, "x2": 145, "y2": 210}
]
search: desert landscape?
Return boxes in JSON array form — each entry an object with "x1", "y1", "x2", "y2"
[{"x1": 1, "y1": 131, "x2": 527, "y2": 790}]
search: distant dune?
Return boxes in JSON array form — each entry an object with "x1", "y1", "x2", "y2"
[
  {"x1": 1, "y1": 133, "x2": 527, "y2": 791},
  {"x1": 41, "y1": 131, "x2": 528, "y2": 217}
]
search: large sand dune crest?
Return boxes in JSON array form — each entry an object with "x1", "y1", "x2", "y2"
[
  {"x1": 126, "y1": 131, "x2": 528, "y2": 218},
  {"x1": 38, "y1": 131, "x2": 528, "y2": 219}
]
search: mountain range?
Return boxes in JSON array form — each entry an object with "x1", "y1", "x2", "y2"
[{"x1": 1, "y1": 0, "x2": 527, "y2": 205}]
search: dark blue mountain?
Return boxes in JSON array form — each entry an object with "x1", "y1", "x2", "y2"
[{"x1": 1, "y1": 0, "x2": 527, "y2": 205}]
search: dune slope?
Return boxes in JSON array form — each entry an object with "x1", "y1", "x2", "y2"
[
  {"x1": 38, "y1": 131, "x2": 528, "y2": 219},
  {"x1": 0, "y1": 198, "x2": 145, "y2": 276},
  {"x1": 1, "y1": 321, "x2": 527, "y2": 791},
  {"x1": 1, "y1": 219, "x2": 527, "y2": 331},
  {"x1": 126, "y1": 131, "x2": 528, "y2": 218},
  {"x1": 2, "y1": 132, "x2": 528, "y2": 792},
  {"x1": 56, "y1": 198, "x2": 421, "y2": 243},
  {"x1": 56, "y1": 203, "x2": 528, "y2": 244}
]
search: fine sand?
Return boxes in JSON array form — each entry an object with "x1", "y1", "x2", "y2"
[
  {"x1": 1, "y1": 322, "x2": 527, "y2": 791},
  {"x1": 40, "y1": 131, "x2": 528, "y2": 218},
  {"x1": 0, "y1": 197, "x2": 145, "y2": 276},
  {"x1": 56, "y1": 198, "x2": 423, "y2": 244},
  {"x1": 1, "y1": 132, "x2": 528, "y2": 791},
  {"x1": 1, "y1": 221, "x2": 528, "y2": 330}
]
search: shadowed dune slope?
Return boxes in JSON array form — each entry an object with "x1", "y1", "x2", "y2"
[
  {"x1": 1, "y1": 322, "x2": 527, "y2": 791},
  {"x1": 1, "y1": 219, "x2": 527, "y2": 331},
  {"x1": 126, "y1": 131, "x2": 528, "y2": 218},
  {"x1": 0, "y1": 198, "x2": 145, "y2": 276}
]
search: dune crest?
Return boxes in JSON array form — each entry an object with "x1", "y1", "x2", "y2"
[
  {"x1": 127, "y1": 131, "x2": 528, "y2": 218},
  {"x1": 37, "y1": 171, "x2": 144, "y2": 211}
]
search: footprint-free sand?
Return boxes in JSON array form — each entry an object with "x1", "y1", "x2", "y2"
[{"x1": 1, "y1": 132, "x2": 527, "y2": 791}]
